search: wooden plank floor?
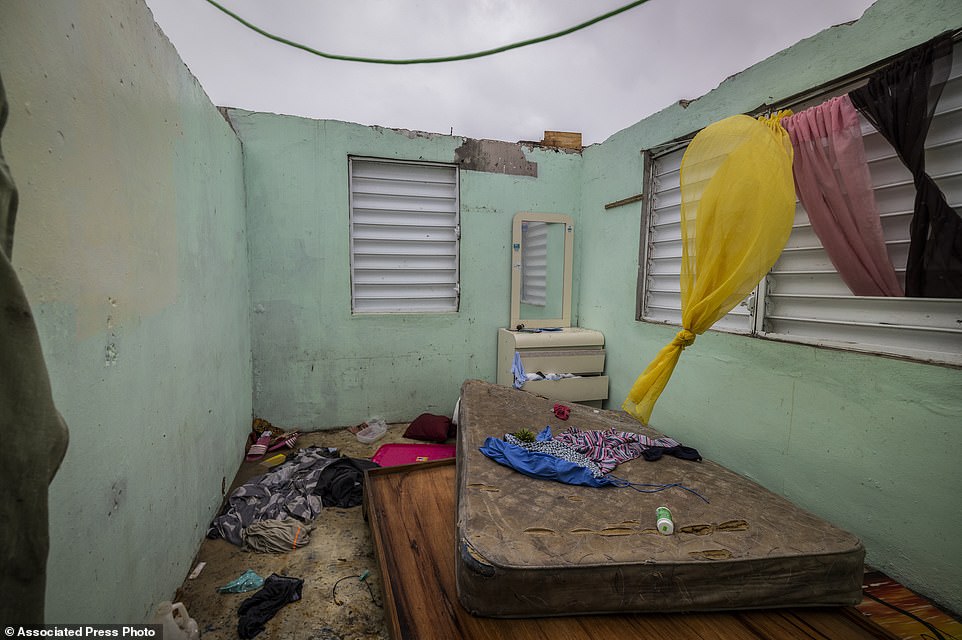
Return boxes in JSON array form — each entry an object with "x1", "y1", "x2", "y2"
[{"x1": 364, "y1": 459, "x2": 896, "y2": 640}]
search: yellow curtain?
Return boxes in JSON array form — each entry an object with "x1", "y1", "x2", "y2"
[{"x1": 623, "y1": 111, "x2": 796, "y2": 423}]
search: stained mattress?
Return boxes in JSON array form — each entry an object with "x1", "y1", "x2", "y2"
[{"x1": 455, "y1": 379, "x2": 865, "y2": 617}]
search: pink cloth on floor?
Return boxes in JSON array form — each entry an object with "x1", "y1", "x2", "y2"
[{"x1": 372, "y1": 443, "x2": 456, "y2": 467}]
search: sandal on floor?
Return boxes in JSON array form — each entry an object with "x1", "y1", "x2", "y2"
[
  {"x1": 268, "y1": 431, "x2": 300, "y2": 452},
  {"x1": 245, "y1": 430, "x2": 272, "y2": 461}
]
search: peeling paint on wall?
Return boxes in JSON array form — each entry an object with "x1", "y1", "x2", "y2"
[
  {"x1": 455, "y1": 138, "x2": 538, "y2": 176},
  {"x1": 104, "y1": 342, "x2": 117, "y2": 366},
  {"x1": 383, "y1": 125, "x2": 443, "y2": 141}
]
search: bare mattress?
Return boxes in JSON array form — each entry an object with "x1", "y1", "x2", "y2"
[{"x1": 455, "y1": 379, "x2": 864, "y2": 618}]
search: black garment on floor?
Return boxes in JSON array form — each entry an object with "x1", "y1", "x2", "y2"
[
  {"x1": 237, "y1": 573, "x2": 304, "y2": 639},
  {"x1": 313, "y1": 457, "x2": 380, "y2": 508},
  {"x1": 641, "y1": 445, "x2": 702, "y2": 462}
]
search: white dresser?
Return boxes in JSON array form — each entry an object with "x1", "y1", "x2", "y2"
[{"x1": 496, "y1": 327, "x2": 608, "y2": 406}]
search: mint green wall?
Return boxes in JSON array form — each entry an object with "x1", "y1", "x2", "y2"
[
  {"x1": 580, "y1": 0, "x2": 962, "y2": 613},
  {"x1": 0, "y1": 0, "x2": 251, "y2": 622},
  {"x1": 230, "y1": 110, "x2": 583, "y2": 428}
]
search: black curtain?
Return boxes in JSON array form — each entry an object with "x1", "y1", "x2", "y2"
[{"x1": 850, "y1": 33, "x2": 961, "y2": 298}]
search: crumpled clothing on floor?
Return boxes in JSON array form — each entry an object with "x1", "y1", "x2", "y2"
[
  {"x1": 314, "y1": 457, "x2": 379, "y2": 508},
  {"x1": 208, "y1": 446, "x2": 351, "y2": 545},
  {"x1": 237, "y1": 573, "x2": 303, "y2": 639},
  {"x1": 217, "y1": 569, "x2": 265, "y2": 594},
  {"x1": 242, "y1": 519, "x2": 313, "y2": 553}
]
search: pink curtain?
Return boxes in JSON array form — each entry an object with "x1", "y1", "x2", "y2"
[{"x1": 782, "y1": 95, "x2": 903, "y2": 296}]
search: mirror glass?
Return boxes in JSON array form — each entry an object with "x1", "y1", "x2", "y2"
[{"x1": 510, "y1": 212, "x2": 573, "y2": 329}]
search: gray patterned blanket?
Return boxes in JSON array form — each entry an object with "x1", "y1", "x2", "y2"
[{"x1": 208, "y1": 446, "x2": 341, "y2": 545}]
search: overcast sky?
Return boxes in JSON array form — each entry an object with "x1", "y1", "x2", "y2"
[{"x1": 144, "y1": 0, "x2": 877, "y2": 145}]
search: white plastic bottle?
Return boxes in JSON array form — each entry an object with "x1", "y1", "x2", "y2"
[{"x1": 152, "y1": 601, "x2": 200, "y2": 640}]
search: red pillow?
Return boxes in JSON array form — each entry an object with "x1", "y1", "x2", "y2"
[{"x1": 403, "y1": 413, "x2": 453, "y2": 443}]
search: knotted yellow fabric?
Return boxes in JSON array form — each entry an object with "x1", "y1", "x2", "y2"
[{"x1": 623, "y1": 111, "x2": 796, "y2": 423}]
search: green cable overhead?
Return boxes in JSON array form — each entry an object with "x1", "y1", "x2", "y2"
[{"x1": 203, "y1": 0, "x2": 652, "y2": 65}]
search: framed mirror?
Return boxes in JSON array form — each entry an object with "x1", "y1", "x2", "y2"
[{"x1": 510, "y1": 212, "x2": 574, "y2": 329}]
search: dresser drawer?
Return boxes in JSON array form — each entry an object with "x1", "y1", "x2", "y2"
[
  {"x1": 519, "y1": 349, "x2": 605, "y2": 375},
  {"x1": 522, "y1": 375, "x2": 609, "y2": 402}
]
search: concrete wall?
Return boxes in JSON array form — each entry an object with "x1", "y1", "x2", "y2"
[
  {"x1": 0, "y1": 0, "x2": 251, "y2": 622},
  {"x1": 579, "y1": 0, "x2": 962, "y2": 613},
  {"x1": 229, "y1": 110, "x2": 583, "y2": 428}
]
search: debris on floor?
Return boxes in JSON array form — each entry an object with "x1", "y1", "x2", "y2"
[
  {"x1": 175, "y1": 422, "x2": 444, "y2": 640},
  {"x1": 351, "y1": 418, "x2": 387, "y2": 444},
  {"x1": 217, "y1": 570, "x2": 264, "y2": 594},
  {"x1": 237, "y1": 573, "x2": 304, "y2": 639}
]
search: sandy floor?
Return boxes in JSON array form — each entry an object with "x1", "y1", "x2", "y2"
[{"x1": 173, "y1": 422, "x2": 431, "y2": 640}]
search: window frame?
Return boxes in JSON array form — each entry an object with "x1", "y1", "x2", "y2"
[{"x1": 348, "y1": 156, "x2": 461, "y2": 315}]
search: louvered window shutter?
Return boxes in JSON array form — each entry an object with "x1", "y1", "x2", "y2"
[
  {"x1": 350, "y1": 158, "x2": 460, "y2": 313},
  {"x1": 641, "y1": 147, "x2": 754, "y2": 334}
]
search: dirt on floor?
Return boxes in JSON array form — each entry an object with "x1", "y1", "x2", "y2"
[{"x1": 173, "y1": 422, "x2": 432, "y2": 640}]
